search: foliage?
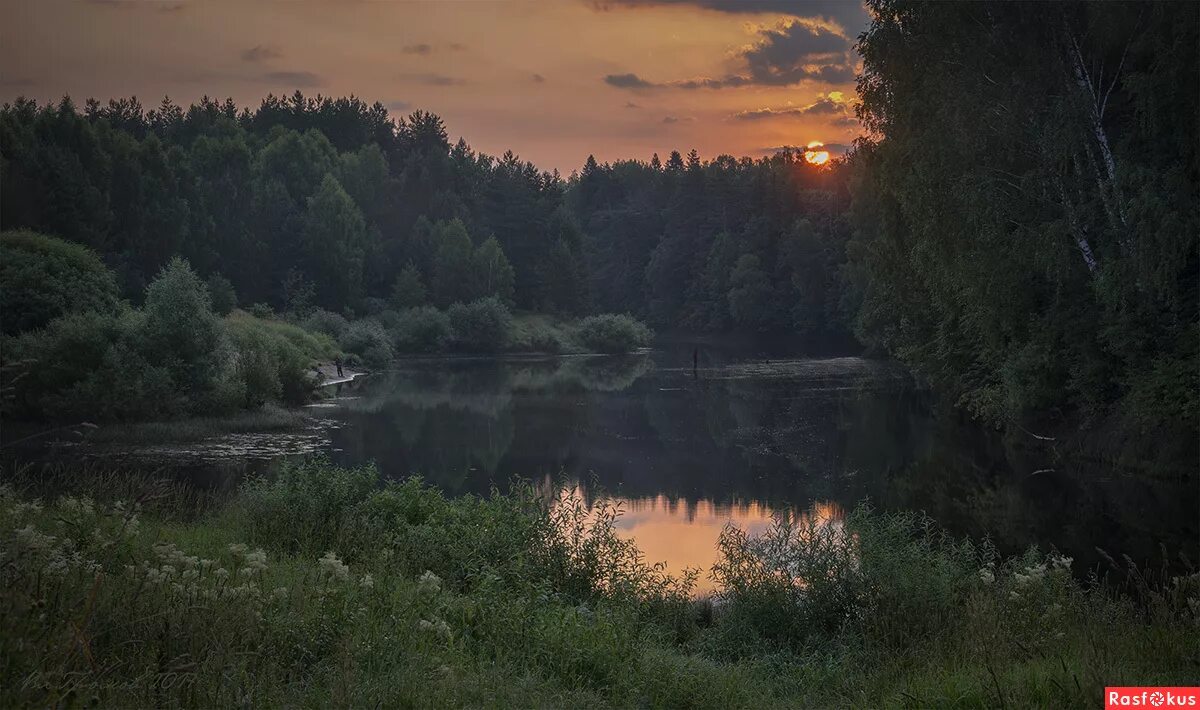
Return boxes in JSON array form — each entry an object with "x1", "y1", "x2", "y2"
[
  {"x1": 575, "y1": 314, "x2": 653, "y2": 354},
  {"x1": 205, "y1": 272, "x2": 238, "y2": 316},
  {"x1": 848, "y1": 1, "x2": 1199, "y2": 436},
  {"x1": 0, "y1": 229, "x2": 120, "y2": 335},
  {"x1": 392, "y1": 306, "x2": 453, "y2": 353},
  {"x1": 390, "y1": 262, "x2": 427, "y2": 309},
  {"x1": 299, "y1": 308, "x2": 350, "y2": 341},
  {"x1": 340, "y1": 319, "x2": 394, "y2": 368},
  {"x1": 447, "y1": 297, "x2": 513, "y2": 352},
  {"x1": 3, "y1": 261, "x2": 336, "y2": 421},
  {"x1": 0, "y1": 94, "x2": 588, "y2": 315},
  {"x1": 569, "y1": 151, "x2": 849, "y2": 334},
  {"x1": 0, "y1": 462, "x2": 1195, "y2": 707}
]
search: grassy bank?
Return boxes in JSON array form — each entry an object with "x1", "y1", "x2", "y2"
[
  {"x1": 81, "y1": 405, "x2": 316, "y2": 444},
  {"x1": 1, "y1": 460, "x2": 1194, "y2": 707}
]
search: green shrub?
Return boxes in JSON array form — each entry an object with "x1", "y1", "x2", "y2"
[
  {"x1": 509, "y1": 317, "x2": 567, "y2": 353},
  {"x1": 300, "y1": 308, "x2": 350, "y2": 340},
  {"x1": 341, "y1": 319, "x2": 393, "y2": 367},
  {"x1": 3, "y1": 308, "x2": 180, "y2": 420},
  {"x1": 228, "y1": 310, "x2": 338, "y2": 362},
  {"x1": 140, "y1": 258, "x2": 226, "y2": 399},
  {"x1": 575, "y1": 313, "x2": 653, "y2": 354},
  {"x1": 0, "y1": 229, "x2": 120, "y2": 335},
  {"x1": 0, "y1": 462, "x2": 1196, "y2": 708},
  {"x1": 392, "y1": 306, "x2": 452, "y2": 353},
  {"x1": 447, "y1": 297, "x2": 513, "y2": 352}
]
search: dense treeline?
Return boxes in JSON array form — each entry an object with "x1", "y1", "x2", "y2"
[
  {"x1": 1, "y1": 0, "x2": 1195, "y2": 439},
  {"x1": 847, "y1": 0, "x2": 1198, "y2": 436},
  {"x1": 570, "y1": 150, "x2": 850, "y2": 334},
  {"x1": 0, "y1": 93, "x2": 586, "y2": 315}
]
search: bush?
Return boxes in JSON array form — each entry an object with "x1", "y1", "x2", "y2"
[
  {"x1": 300, "y1": 308, "x2": 350, "y2": 340},
  {"x1": 3, "y1": 308, "x2": 180, "y2": 420},
  {"x1": 0, "y1": 463, "x2": 1195, "y2": 708},
  {"x1": 140, "y1": 258, "x2": 226, "y2": 398},
  {"x1": 447, "y1": 297, "x2": 513, "y2": 352},
  {"x1": 392, "y1": 306, "x2": 453, "y2": 353},
  {"x1": 509, "y1": 317, "x2": 567, "y2": 353},
  {"x1": 341, "y1": 319, "x2": 393, "y2": 367},
  {"x1": 225, "y1": 314, "x2": 320, "y2": 406},
  {"x1": 0, "y1": 229, "x2": 120, "y2": 335},
  {"x1": 575, "y1": 314, "x2": 652, "y2": 354}
]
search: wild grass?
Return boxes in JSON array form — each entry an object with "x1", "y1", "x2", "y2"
[
  {"x1": 0, "y1": 459, "x2": 1195, "y2": 708},
  {"x1": 82, "y1": 405, "x2": 314, "y2": 444}
]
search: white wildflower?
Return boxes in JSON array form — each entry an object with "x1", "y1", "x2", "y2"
[
  {"x1": 214, "y1": 568, "x2": 230, "y2": 580},
  {"x1": 978, "y1": 568, "x2": 994, "y2": 584},
  {"x1": 319, "y1": 551, "x2": 350, "y2": 581},
  {"x1": 244, "y1": 549, "x2": 268, "y2": 571},
  {"x1": 228, "y1": 543, "x2": 249, "y2": 557},
  {"x1": 417, "y1": 570, "x2": 442, "y2": 596},
  {"x1": 16, "y1": 525, "x2": 56, "y2": 551}
]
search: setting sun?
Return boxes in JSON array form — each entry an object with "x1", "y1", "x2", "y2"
[{"x1": 804, "y1": 141, "x2": 831, "y2": 165}]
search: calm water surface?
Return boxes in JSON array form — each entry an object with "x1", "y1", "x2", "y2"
[
  {"x1": 11, "y1": 337, "x2": 1195, "y2": 589},
  {"x1": 313, "y1": 339, "x2": 1197, "y2": 588}
]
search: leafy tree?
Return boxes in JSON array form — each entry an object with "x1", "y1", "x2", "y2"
[
  {"x1": 473, "y1": 236, "x2": 515, "y2": 304},
  {"x1": 206, "y1": 272, "x2": 238, "y2": 316},
  {"x1": 0, "y1": 230, "x2": 120, "y2": 334},
  {"x1": 140, "y1": 257, "x2": 225, "y2": 400},
  {"x1": 430, "y1": 219, "x2": 477, "y2": 307},
  {"x1": 727, "y1": 254, "x2": 775, "y2": 331},
  {"x1": 299, "y1": 174, "x2": 366, "y2": 309},
  {"x1": 390, "y1": 262, "x2": 427, "y2": 309}
]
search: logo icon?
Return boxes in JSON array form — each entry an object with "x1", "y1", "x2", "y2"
[{"x1": 1150, "y1": 692, "x2": 1166, "y2": 707}]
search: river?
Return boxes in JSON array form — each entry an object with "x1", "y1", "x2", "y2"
[{"x1": 8, "y1": 336, "x2": 1197, "y2": 590}]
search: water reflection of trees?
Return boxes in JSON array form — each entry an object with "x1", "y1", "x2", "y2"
[{"x1": 326, "y1": 354, "x2": 1197, "y2": 572}]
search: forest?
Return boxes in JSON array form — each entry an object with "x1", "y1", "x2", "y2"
[
  {"x1": 2, "y1": 1, "x2": 1196, "y2": 439},
  {"x1": 1, "y1": 1, "x2": 1197, "y2": 707}
]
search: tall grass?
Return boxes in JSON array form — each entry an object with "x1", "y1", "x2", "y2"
[{"x1": 0, "y1": 460, "x2": 1194, "y2": 707}]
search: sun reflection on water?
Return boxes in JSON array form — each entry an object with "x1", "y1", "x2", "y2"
[{"x1": 548, "y1": 480, "x2": 844, "y2": 594}]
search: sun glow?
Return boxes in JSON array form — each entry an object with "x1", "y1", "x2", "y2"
[{"x1": 803, "y1": 141, "x2": 830, "y2": 166}]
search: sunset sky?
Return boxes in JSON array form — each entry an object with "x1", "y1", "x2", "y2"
[{"x1": 0, "y1": 0, "x2": 869, "y2": 173}]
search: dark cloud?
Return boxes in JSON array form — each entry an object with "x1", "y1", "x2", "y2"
[
  {"x1": 661, "y1": 115, "x2": 694, "y2": 124},
  {"x1": 532, "y1": 73, "x2": 546, "y2": 83},
  {"x1": 732, "y1": 96, "x2": 843, "y2": 120},
  {"x1": 602, "y1": 19, "x2": 855, "y2": 90},
  {"x1": 401, "y1": 43, "x2": 465, "y2": 55},
  {"x1": 741, "y1": 21, "x2": 852, "y2": 85},
  {"x1": 399, "y1": 73, "x2": 467, "y2": 86},
  {"x1": 591, "y1": 0, "x2": 869, "y2": 36},
  {"x1": 263, "y1": 71, "x2": 322, "y2": 88},
  {"x1": 624, "y1": 101, "x2": 642, "y2": 109},
  {"x1": 604, "y1": 73, "x2": 655, "y2": 89},
  {"x1": 0, "y1": 77, "x2": 35, "y2": 88},
  {"x1": 386, "y1": 100, "x2": 412, "y2": 111},
  {"x1": 831, "y1": 115, "x2": 859, "y2": 127},
  {"x1": 241, "y1": 45, "x2": 282, "y2": 63}
]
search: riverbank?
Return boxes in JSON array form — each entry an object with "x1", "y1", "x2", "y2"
[{"x1": 1, "y1": 458, "x2": 1194, "y2": 707}]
